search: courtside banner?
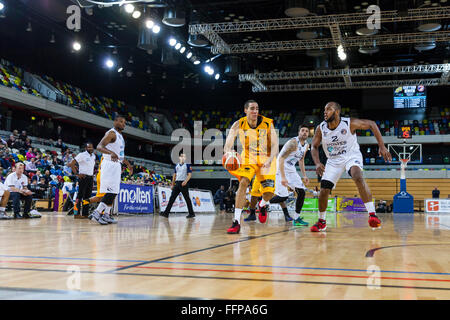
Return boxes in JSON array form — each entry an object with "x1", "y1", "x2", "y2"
[
  {"x1": 118, "y1": 183, "x2": 154, "y2": 214},
  {"x1": 157, "y1": 187, "x2": 215, "y2": 213},
  {"x1": 425, "y1": 199, "x2": 450, "y2": 213},
  {"x1": 337, "y1": 197, "x2": 376, "y2": 212},
  {"x1": 270, "y1": 198, "x2": 335, "y2": 212}
]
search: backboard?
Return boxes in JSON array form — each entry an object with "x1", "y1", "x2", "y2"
[{"x1": 388, "y1": 143, "x2": 422, "y2": 164}]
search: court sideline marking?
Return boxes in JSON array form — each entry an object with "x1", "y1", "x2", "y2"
[
  {"x1": 365, "y1": 243, "x2": 449, "y2": 257},
  {"x1": 110, "y1": 227, "x2": 294, "y2": 272},
  {"x1": 0, "y1": 266, "x2": 449, "y2": 292}
]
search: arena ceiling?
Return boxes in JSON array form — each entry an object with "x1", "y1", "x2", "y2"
[{"x1": 0, "y1": 0, "x2": 449, "y2": 102}]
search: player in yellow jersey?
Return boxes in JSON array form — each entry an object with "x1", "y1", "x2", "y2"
[{"x1": 223, "y1": 100, "x2": 279, "y2": 234}]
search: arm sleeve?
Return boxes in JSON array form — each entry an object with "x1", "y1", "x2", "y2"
[
  {"x1": 186, "y1": 164, "x2": 192, "y2": 173},
  {"x1": 74, "y1": 153, "x2": 82, "y2": 163}
]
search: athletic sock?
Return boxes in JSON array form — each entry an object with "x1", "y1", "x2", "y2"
[
  {"x1": 282, "y1": 207, "x2": 289, "y2": 217},
  {"x1": 97, "y1": 202, "x2": 107, "y2": 213},
  {"x1": 365, "y1": 202, "x2": 376, "y2": 215},
  {"x1": 292, "y1": 212, "x2": 300, "y2": 220},
  {"x1": 259, "y1": 198, "x2": 269, "y2": 207},
  {"x1": 234, "y1": 208, "x2": 242, "y2": 222},
  {"x1": 0, "y1": 207, "x2": 5, "y2": 214},
  {"x1": 319, "y1": 211, "x2": 326, "y2": 221},
  {"x1": 103, "y1": 206, "x2": 111, "y2": 215}
]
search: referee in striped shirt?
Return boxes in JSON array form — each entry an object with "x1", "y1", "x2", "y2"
[{"x1": 160, "y1": 153, "x2": 195, "y2": 219}]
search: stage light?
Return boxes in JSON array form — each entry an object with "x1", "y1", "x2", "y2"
[
  {"x1": 50, "y1": 34, "x2": 55, "y2": 44},
  {"x1": 105, "y1": 59, "x2": 114, "y2": 68},
  {"x1": 0, "y1": 2, "x2": 5, "y2": 11},
  {"x1": 169, "y1": 38, "x2": 177, "y2": 46},
  {"x1": 215, "y1": 73, "x2": 220, "y2": 80},
  {"x1": 73, "y1": 41, "x2": 81, "y2": 51},
  {"x1": 132, "y1": 10, "x2": 141, "y2": 19},
  {"x1": 152, "y1": 25, "x2": 161, "y2": 34},
  {"x1": 118, "y1": 67, "x2": 123, "y2": 73},
  {"x1": 193, "y1": 60, "x2": 200, "y2": 65},
  {"x1": 174, "y1": 42, "x2": 181, "y2": 50},
  {"x1": 179, "y1": 46, "x2": 186, "y2": 54},
  {"x1": 186, "y1": 51, "x2": 193, "y2": 59},
  {"x1": 204, "y1": 65, "x2": 214, "y2": 75},
  {"x1": 146, "y1": 19, "x2": 154, "y2": 29},
  {"x1": 124, "y1": 4, "x2": 134, "y2": 13}
]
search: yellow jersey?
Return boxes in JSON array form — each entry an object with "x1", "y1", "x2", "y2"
[{"x1": 237, "y1": 115, "x2": 274, "y2": 165}]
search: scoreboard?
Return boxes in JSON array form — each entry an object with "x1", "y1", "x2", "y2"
[{"x1": 394, "y1": 85, "x2": 426, "y2": 109}]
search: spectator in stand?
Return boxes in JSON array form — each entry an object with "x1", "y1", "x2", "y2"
[
  {"x1": 25, "y1": 157, "x2": 38, "y2": 174},
  {"x1": 46, "y1": 119, "x2": 54, "y2": 139},
  {"x1": 51, "y1": 155, "x2": 63, "y2": 170},
  {"x1": 55, "y1": 139, "x2": 67, "y2": 152},
  {"x1": 5, "y1": 163, "x2": 33, "y2": 219},
  {"x1": 0, "y1": 152, "x2": 11, "y2": 171},
  {"x1": 432, "y1": 187, "x2": 440, "y2": 199},
  {"x1": 7, "y1": 135, "x2": 18, "y2": 149},
  {"x1": 31, "y1": 169, "x2": 42, "y2": 182},
  {"x1": 376, "y1": 200, "x2": 387, "y2": 213},
  {"x1": 19, "y1": 130, "x2": 27, "y2": 144},
  {"x1": 12, "y1": 130, "x2": 19, "y2": 139},
  {"x1": 224, "y1": 186, "x2": 236, "y2": 213},
  {"x1": 56, "y1": 125, "x2": 63, "y2": 140},
  {"x1": 38, "y1": 177, "x2": 48, "y2": 198},
  {"x1": 24, "y1": 138, "x2": 32, "y2": 150},
  {"x1": 28, "y1": 179, "x2": 41, "y2": 198},
  {"x1": 26, "y1": 147, "x2": 36, "y2": 161},
  {"x1": 38, "y1": 155, "x2": 51, "y2": 171},
  {"x1": 43, "y1": 170, "x2": 52, "y2": 185},
  {"x1": 214, "y1": 185, "x2": 226, "y2": 212}
]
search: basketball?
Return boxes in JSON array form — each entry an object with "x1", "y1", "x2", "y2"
[{"x1": 222, "y1": 151, "x2": 242, "y2": 171}]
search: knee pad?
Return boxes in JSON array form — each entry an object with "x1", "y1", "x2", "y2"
[
  {"x1": 270, "y1": 195, "x2": 288, "y2": 204},
  {"x1": 320, "y1": 180, "x2": 334, "y2": 190},
  {"x1": 295, "y1": 188, "x2": 305, "y2": 198},
  {"x1": 101, "y1": 193, "x2": 116, "y2": 205}
]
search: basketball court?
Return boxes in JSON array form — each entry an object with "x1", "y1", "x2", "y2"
[{"x1": 0, "y1": 210, "x2": 449, "y2": 300}]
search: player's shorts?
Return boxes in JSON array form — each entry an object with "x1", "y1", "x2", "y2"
[
  {"x1": 99, "y1": 159, "x2": 121, "y2": 194},
  {"x1": 321, "y1": 152, "x2": 364, "y2": 187},
  {"x1": 229, "y1": 159, "x2": 276, "y2": 195},
  {"x1": 0, "y1": 182, "x2": 7, "y2": 199},
  {"x1": 275, "y1": 170, "x2": 305, "y2": 198},
  {"x1": 250, "y1": 176, "x2": 263, "y2": 198},
  {"x1": 96, "y1": 169, "x2": 105, "y2": 198}
]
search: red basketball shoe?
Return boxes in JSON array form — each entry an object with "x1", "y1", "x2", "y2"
[
  {"x1": 368, "y1": 214, "x2": 381, "y2": 229},
  {"x1": 258, "y1": 201, "x2": 268, "y2": 224},
  {"x1": 310, "y1": 219, "x2": 327, "y2": 232},
  {"x1": 227, "y1": 220, "x2": 241, "y2": 234}
]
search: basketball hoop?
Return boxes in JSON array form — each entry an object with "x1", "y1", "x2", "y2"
[{"x1": 400, "y1": 158, "x2": 409, "y2": 168}]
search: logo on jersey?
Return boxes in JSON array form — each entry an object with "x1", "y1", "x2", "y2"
[
  {"x1": 323, "y1": 131, "x2": 327, "y2": 137},
  {"x1": 327, "y1": 147, "x2": 333, "y2": 152},
  {"x1": 341, "y1": 129, "x2": 347, "y2": 135}
]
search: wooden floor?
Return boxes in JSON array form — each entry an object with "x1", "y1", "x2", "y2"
[{"x1": 0, "y1": 210, "x2": 449, "y2": 300}]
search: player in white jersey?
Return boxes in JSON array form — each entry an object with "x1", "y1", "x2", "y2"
[
  {"x1": 89, "y1": 115, "x2": 133, "y2": 225},
  {"x1": 310, "y1": 102, "x2": 392, "y2": 232},
  {"x1": 269, "y1": 124, "x2": 310, "y2": 226}
]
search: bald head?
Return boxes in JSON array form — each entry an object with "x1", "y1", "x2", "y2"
[
  {"x1": 325, "y1": 102, "x2": 341, "y2": 112},
  {"x1": 324, "y1": 102, "x2": 342, "y2": 123}
]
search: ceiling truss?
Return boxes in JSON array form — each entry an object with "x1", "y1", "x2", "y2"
[{"x1": 240, "y1": 63, "x2": 450, "y2": 92}]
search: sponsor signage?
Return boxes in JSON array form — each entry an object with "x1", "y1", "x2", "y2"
[{"x1": 118, "y1": 183, "x2": 154, "y2": 214}]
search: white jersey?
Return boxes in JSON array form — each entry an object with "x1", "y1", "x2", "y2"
[
  {"x1": 102, "y1": 128, "x2": 125, "y2": 163},
  {"x1": 277, "y1": 137, "x2": 308, "y2": 174},
  {"x1": 320, "y1": 117, "x2": 360, "y2": 163}
]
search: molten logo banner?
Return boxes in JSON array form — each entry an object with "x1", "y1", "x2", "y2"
[{"x1": 118, "y1": 183, "x2": 154, "y2": 214}]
